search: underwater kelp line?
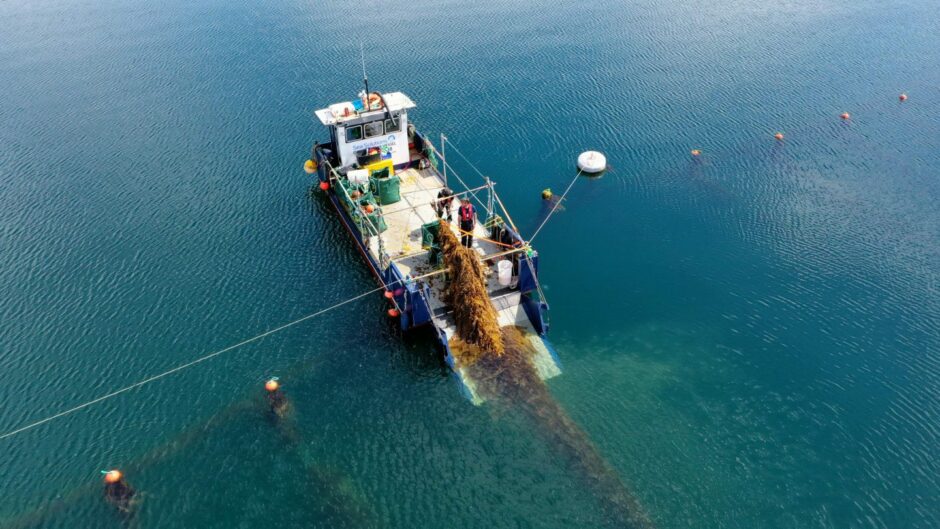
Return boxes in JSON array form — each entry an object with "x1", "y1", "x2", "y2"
[
  {"x1": 438, "y1": 221, "x2": 654, "y2": 529},
  {"x1": 0, "y1": 356, "x2": 374, "y2": 529},
  {"x1": 269, "y1": 391, "x2": 379, "y2": 528}
]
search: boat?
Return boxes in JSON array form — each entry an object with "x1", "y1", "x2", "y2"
[{"x1": 308, "y1": 89, "x2": 561, "y2": 403}]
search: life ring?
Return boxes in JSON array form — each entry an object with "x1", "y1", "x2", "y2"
[{"x1": 368, "y1": 92, "x2": 383, "y2": 110}]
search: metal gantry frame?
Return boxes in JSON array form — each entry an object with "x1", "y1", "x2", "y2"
[{"x1": 323, "y1": 136, "x2": 551, "y2": 315}]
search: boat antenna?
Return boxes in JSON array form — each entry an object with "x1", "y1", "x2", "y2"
[{"x1": 360, "y1": 42, "x2": 370, "y2": 98}]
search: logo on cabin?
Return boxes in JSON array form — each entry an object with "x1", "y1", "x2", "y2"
[{"x1": 357, "y1": 134, "x2": 396, "y2": 150}]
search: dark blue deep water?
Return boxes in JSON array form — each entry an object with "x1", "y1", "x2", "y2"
[{"x1": 1, "y1": 0, "x2": 939, "y2": 527}]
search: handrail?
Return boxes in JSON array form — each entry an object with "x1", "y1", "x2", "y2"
[
  {"x1": 378, "y1": 183, "x2": 492, "y2": 217},
  {"x1": 407, "y1": 246, "x2": 527, "y2": 282},
  {"x1": 422, "y1": 136, "x2": 493, "y2": 215},
  {"x1": 322, "y1": 160, "x2": 387, "y2": 262},
  {"x1": 491, "y1": 188, "x2": 520, "y2": 235}
]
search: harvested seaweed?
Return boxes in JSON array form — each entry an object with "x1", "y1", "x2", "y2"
[
  {"x1": 438, "y1": 219, "x2": 654, "y2": 528},
  {"x1": 437, "y1": 220, "x2": 503, "y2": 359},
  {"x1": 468, "y1": 330, "x2": 654, "y2": 529}
]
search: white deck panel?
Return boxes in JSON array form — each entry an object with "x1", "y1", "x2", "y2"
[
  {"x1": 315, "y1": 92, "x2": 416, "y2": 125},
  {"x1": 367, "y1": 167, "x2": 443, "y2": 276},
  {"x1": 369, "y1": 167, "x2": 511, "y2": 281}
]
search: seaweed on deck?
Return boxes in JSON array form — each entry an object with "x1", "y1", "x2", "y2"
[{"x1": 437, "y1": 219, "x2": 504, "y2": 362}]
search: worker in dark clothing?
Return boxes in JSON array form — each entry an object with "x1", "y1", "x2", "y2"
[
  {"x1": 458, "y1": 198, "x2": 476, "y2": 248},
  {"x1": 434, "y1": 187, "x2": 455, "y2": 222}
]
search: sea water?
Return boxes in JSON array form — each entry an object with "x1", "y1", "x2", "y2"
[{"x1": 1, "y1": 0, "x2": 938, "y2": 527}]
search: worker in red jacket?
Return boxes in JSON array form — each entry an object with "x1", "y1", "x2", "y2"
[{"x1": 458, "y1": 198, "x2": 476, "y2": 248}]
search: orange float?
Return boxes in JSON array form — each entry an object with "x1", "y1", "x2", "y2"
[
  {"x1": 774, "y1": 132, "x2": 785, "y2": 141},
  {"x1": 104, "y1": 470, "x2": 122, "y2": 484},
  {"x1": 840, "y1": 112, "x2": 850, "y2": 120},
  {"x1": 319, "y1": 181, "x2": 329, "y2": 191},
  {"x1": 265, "y1": 379, "x2": 279, "y2": 392}
]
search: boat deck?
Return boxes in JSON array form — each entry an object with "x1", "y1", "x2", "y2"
[
  {"x1": 366, "y1": 166, "x2": 514, "y2": 316},
  {"x1": 313, "y1": 94, "x2": 560, "y2": 404}
]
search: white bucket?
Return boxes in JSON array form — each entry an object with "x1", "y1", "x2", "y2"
[
  {"x1": 497, "y1": 260, "x2": 513, "y2": 286},
  {"x1": 347, "y1": 169, "x2": 370, "y2": 186}
]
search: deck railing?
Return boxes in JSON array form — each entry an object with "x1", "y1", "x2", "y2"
[{"x1": 321, "y1": 158, "x2": 390, "y2": 269}]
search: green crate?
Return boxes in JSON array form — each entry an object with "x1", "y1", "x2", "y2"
[{"x1": 371, "y1": 175, "x2": 401, "y2": 205}]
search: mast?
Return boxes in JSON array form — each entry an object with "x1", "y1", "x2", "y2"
[{"x1": 360, "y1": 43, "x2": 370, "y2": 104}]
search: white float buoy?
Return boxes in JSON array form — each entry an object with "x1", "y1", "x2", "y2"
[{"x1": 577, "y1": 151, "x2": 607, "y2": 174}]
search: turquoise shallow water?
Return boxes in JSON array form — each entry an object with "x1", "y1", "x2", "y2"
[{"x1": 1, "y1": 0, "x2": 939, "y2": 527}]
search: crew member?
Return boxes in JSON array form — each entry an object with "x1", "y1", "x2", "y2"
[
  {"x1": 103, "y1": 470, "x2": 136, "y2": 513},
  {"x1": 434, "y1": 187, "x2": 455, "y2": 222},
  {"x1": 458, "y1": 198, "x2": 476, "y2": 248}
]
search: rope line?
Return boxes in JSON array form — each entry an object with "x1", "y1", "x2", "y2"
[
  {"x1": 427, "y1": 136, "x2": 492, "y2": 215},
  {"x1": 0, "y1": 286, "x2": 385, "y2": 441},
  {"x1": 529, "y1": 168, "x2": 583, "y2": 244},
  {"x1": 444, "y1": 136, "x2": 559, "y2": 309},
  {"x1": 443, "y1": 137, "x2": 489, "y2": 183},
  {"x1": 454, "y1": 226, "x2": 516, "y2": 248}
]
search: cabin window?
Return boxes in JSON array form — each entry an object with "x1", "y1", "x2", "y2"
[
  {"x1": 384, "y1": 118, "x2": 400, "y2": 133},
  {"x1": 363, "y1": 121, "x2": 384, "y2": 138},
  {"x1": 345, "y1": 125, "x2": 363, "y2": 142}
]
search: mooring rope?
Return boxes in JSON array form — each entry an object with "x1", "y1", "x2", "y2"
[
  {"x1": 529, "y1": 168, "x2": 584, "y2": 244},
  {"x1": 0, "y1": 285, "x2": 386, "y2": 441},
  {"x1": 442, "y1": 136, "x2": 565, "y2": 309},
  {"x1": 442, "y1": 135, "x2": 582, "y2": 245},
  {"x1": 2, "y1": 146, "x2": 580, "y2": 442}
]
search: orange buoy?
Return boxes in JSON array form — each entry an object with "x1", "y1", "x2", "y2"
[
  {"x1": 364, "y1": 204, "x2": 375, "y2": 213},
  {"x1": 387, "y1": 308, "x2": 400, "y2": 317},
  {"x1": 690, "y1": 149, "x2": 701, "y2": 157},
  {"x1": 265, "y1": 379, "x2": 279, "y2": 392},
  {"x1": 104, "y1": 470, "x2": 123, "y2": 484},
  {"x1": 318, "y1": 181, "x2": 329, "y2": 191},
  {"x1": 899, "y1": 93, "x2": 908, "y2": 102},
  {"x1": 383, "y1": 290, "x2": 394, "y2": 299},
  {"x1": 774, "y1": 132, "x2": 785, "y2": 141},
  {"x1": 303, "y1": 160, "x2": 317, "y2": 174},
  {"x1": 840, "y1": 112, "x2": 850, "y2": 120}
]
